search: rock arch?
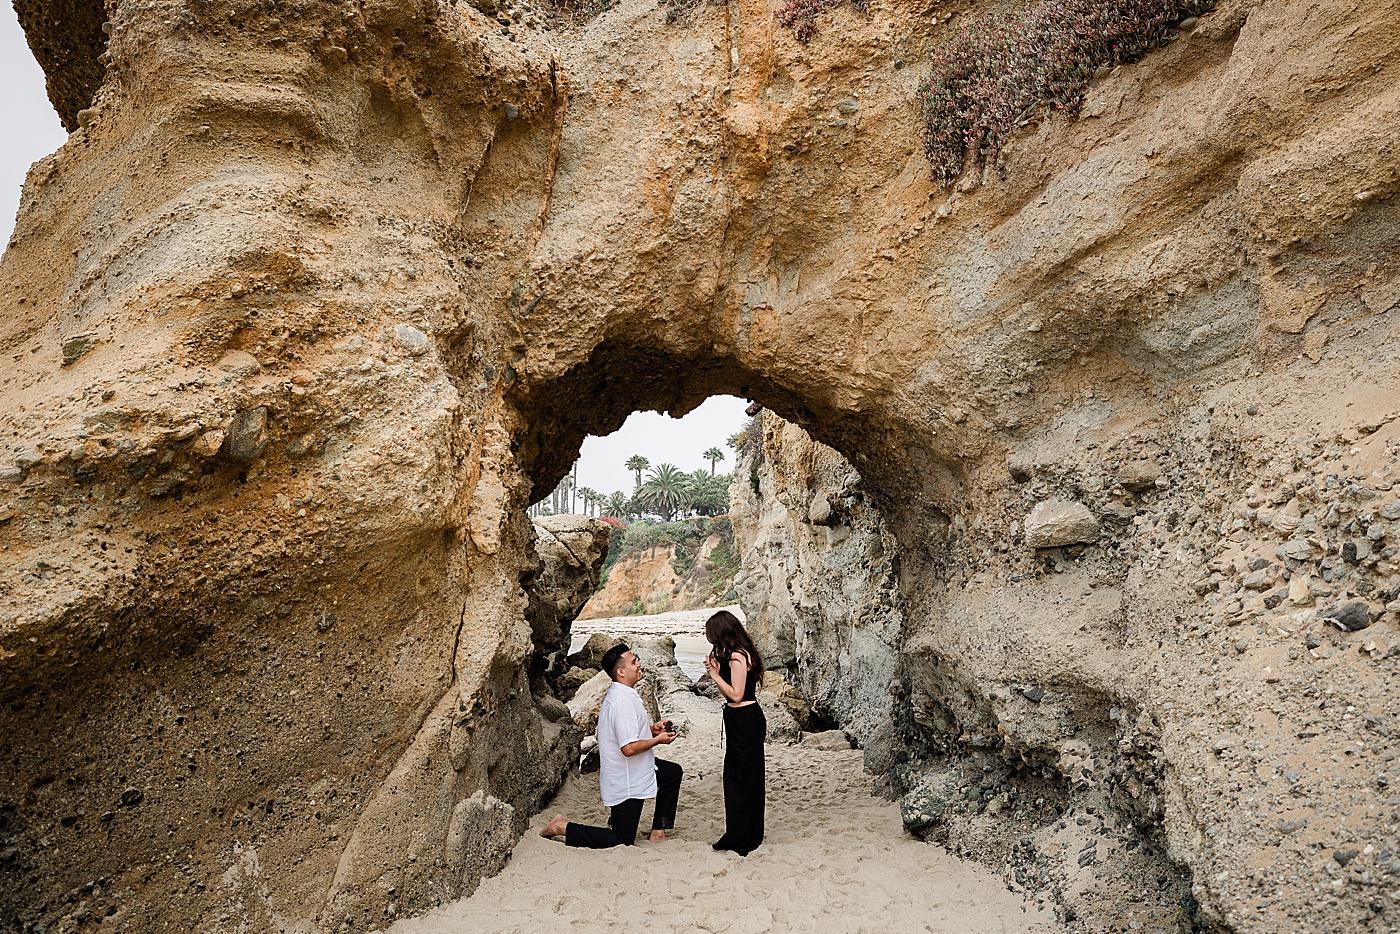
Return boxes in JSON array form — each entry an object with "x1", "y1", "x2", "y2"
[{"x1": 1, "y1": 0, "x2": 1397, "y2": 931}]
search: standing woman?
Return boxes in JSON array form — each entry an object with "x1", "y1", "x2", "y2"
[{"x1": 701, "y1": 609, "x2": 766, "y2": 856}]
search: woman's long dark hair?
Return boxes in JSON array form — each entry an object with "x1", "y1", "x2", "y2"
[{"x1": 705, "y1": 610, "x2": 764, "y2": 689}]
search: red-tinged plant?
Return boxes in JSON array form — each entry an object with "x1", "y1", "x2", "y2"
[
  {"x1": 777, "y1": 0, "x2": 839, "y2": 43},
  {"x1": 918, "y1": 0, "x2": 1215, "y2": 187}
]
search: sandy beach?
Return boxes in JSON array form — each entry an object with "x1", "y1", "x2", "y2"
[
  {"x1": 570, "y1": 605, "x2": 743, "y2": 681},
  {"x1": 391, "y1": 625, "x2": 1059, "y2": 934}
]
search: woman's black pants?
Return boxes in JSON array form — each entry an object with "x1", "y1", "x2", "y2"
[
  {"x1": 714, "y1": 703, "x2": 766, "y2": 856},
  {"x1": 565, "y1": 758, "x2": 683, "y2": 848}
]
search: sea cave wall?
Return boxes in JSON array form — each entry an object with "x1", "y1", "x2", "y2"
[{"x1": 1, "y1": 0, "x2": 1398, "y2": 931}]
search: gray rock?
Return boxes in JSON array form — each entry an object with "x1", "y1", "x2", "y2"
[
  {"x1": 391, "y1": 323, "x2": 430, "y2": 356},
  {"x1": 61, "y1": 332, "x2": 98, "y2": 366},
  {"x1": 0, "y1": 464, "x2": 24, "y2": 484},
  {"x1": 808, "y1": 493, "x2": 832, "y2": 525},
  {"x1": 1242, "y1": 568, "x2": 1271, "y2": 590},
  {"x1": 1278, "y1": 539, "x2": 1320, "y2": 561},
  {"x1": 1381, "y1": 503, "x2": 1400, "y2": 521},
  {"x1": 900, "y1": 769, "x2": 959, "y2": 837},
  {"x1": 223, "y1": 407, "x2": 270, "y2": 463},
  {"x1": 1322, "y1": 601, "x2": 1373, "y2": 632},
  {"x1": 1024, "y1": 500, "x2": 1100, "y2": 549},
  {"x1": 1117, "y1": 461, "x2": 1161, "y2": 492},
  {"x1": 533, "y1": 694, "x2": 571, "y2": 724},
  {"x1": 836, "y1": 99, "x2": 860, "y2": 115},
  {"x1": 758, "y1": 691, "x2": 800, "y2": 744}
]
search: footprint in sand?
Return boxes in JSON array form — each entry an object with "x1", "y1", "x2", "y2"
[{"x1": 388, "y1": 662, "x2": 1060, "y2": 934}]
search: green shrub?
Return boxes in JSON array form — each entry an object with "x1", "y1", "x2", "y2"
[{"x1": 919, "y1": 0, "x2": 1214, "y2": 187}]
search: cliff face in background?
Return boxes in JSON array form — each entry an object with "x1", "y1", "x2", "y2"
[
  {"x1": 578, "y1": 524, "x2": 736, "y2": 618},
  {"x1": 2, "y1": 0, "x2": 1399, "y2": 931}
]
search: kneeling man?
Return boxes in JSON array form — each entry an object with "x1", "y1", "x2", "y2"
[{"x1": 541, "y1": 644, "x2": 682, "y2": 846}]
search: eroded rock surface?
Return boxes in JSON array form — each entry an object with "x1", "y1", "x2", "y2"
[{"x1": 1, "y1": 0, "x2": 1398, "y2": 931}]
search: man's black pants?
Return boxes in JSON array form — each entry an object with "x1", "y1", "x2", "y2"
[{"x1": 565, "y1": 759, "x2": 683, "y2": 848}]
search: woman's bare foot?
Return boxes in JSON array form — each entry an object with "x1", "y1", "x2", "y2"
[
  {"x1": 648, "y1": 829, "x2": 669, "y2": 842},
  {"x1": 539, "y1": 815, "x2": 568, "y2": 838}
]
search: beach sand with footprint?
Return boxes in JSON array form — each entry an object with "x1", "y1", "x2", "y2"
[{"x1": 391, "y1": 624, "x2": 1059, "y2": 934}]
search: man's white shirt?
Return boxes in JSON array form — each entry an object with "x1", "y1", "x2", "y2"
[{"x1": 596, "y1": 681, "x2": 657, "y2": 807}]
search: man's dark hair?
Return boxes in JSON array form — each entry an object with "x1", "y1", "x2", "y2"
[{"x1": 600, "y1": 643, "x2": 631, "y2": 681}]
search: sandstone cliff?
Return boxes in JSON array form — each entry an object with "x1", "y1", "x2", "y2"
[
  {"x1": 2, "y1": 0, "x2": 1398, "y2": 931},
  {"x1": 579, "y1": 526, "x2": 736, "y2": 618}
]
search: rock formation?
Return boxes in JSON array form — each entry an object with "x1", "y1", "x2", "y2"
[
  {"x1": 578, "y1": 520, "x2": 736, "y2": 618},
  {"x1": 729, "y1": 412, "x2": 903, "y2": 769},
  {"x1": 525, "y1": 514, "x2": 612, "y2": 673},
  {"x1": 2, "y1": 0, "x2": 1398, "y2": 931}
]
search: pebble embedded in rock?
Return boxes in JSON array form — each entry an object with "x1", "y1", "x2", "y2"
[
  {"x1": 192, "y1": 429, "x2": 225, "y2": 458},
  {"x1": 1117, "y1": 461, "x2": 1160, "y2": 492},
  {"x1": 1322, "y1": 601, "x2": 1372, "y2": 632},
  {"x1": 392, "y1": 323, "x2": 430, "y2": 356},
  {"x1": 1024, "y1": 500, "x2": 1099, "y2": 549},
  {"x1": 223, "y1": 407, "x2": 270, "y2": 463},
  {"x1": 61, "y1": 332, "x2": 97, "y2": 366}
]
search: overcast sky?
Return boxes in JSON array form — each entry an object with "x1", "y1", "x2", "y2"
[
  {"x1": 1, "y1": 9, "x2": 67, "y2": 246},
  {"x1": 574, "y1": 395, "x2": 749, "y2": 499},
  {"x1": 1, "y1": 15, "x2": 746, "y2": 503}
]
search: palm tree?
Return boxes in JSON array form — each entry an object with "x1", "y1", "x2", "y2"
[
  {"x1": 603, "y1": 491, "x2": 631, "y2": 519},
  {"x1": 703, "y1": 446, "x2": 726, "y2": 475},
  {"x1": 625, "y1": 455, "x2": 650, "y2": 491},
  {"x1": 577, "y1": 487, "x2": 603, "y2": 516},
  {"x1": 636, "y1": 464, "x2": 691, "y2": 522}
]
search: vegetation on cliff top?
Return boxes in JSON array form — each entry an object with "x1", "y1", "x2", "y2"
[
  {"x1": 918, "y1": 0, "x2": 1215, "y2": 186},
  {"x1": 599, "y1": 515, "x2": 741, "y2": 613}
]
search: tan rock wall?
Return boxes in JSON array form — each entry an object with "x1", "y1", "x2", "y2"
[{"x1": 1, "y1": 0, "x2": 1398, "y2": 930}]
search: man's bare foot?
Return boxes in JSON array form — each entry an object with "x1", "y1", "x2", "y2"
[
  {"x1": 540, "y1": 815, "x2": 568, "y2": 838},
  {"x1": 648, "y1": 829, "x2": 668, "y2": 842}
]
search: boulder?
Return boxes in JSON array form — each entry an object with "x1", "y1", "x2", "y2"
[
  {"x1": 1322, "y1": 601, "x2": 1374, "y2": 632},
  {"x1": 222, "y1": 407, "x2": 270, "y2": 463},
  {"x1": 558, "y1": 666, "x2": 598, "y2": 700},
  {"x1": 758, "y1": 690, "x2": 800, "y2": 744},
  {"x1": 900, "y1": 769, "x2": 961, "y2": 838},
  {"x1": 801, "y1": 729, "x2": 853, "y2": 751},
  {"x1": 533, "y1": 694, "x2": 572, "y2": 724},
  {"x1": 566, "y1": 670, "x2": 613, "y2": 735},
  {"x1": 1024, "y1": 500, "x2": 1100, "y2": 549}
]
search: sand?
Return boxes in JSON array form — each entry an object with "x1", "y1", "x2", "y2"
[
  {"x1": 390, "y1": 644, "x2": 1060, "y2": 934},
  {"x1": 570, "y1": 606, "x2": 744, "y2": 682}
]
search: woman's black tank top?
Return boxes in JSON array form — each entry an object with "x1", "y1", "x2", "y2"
[{"x1": 718, "y1": 652, "x2": 757, "y2": 702}]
